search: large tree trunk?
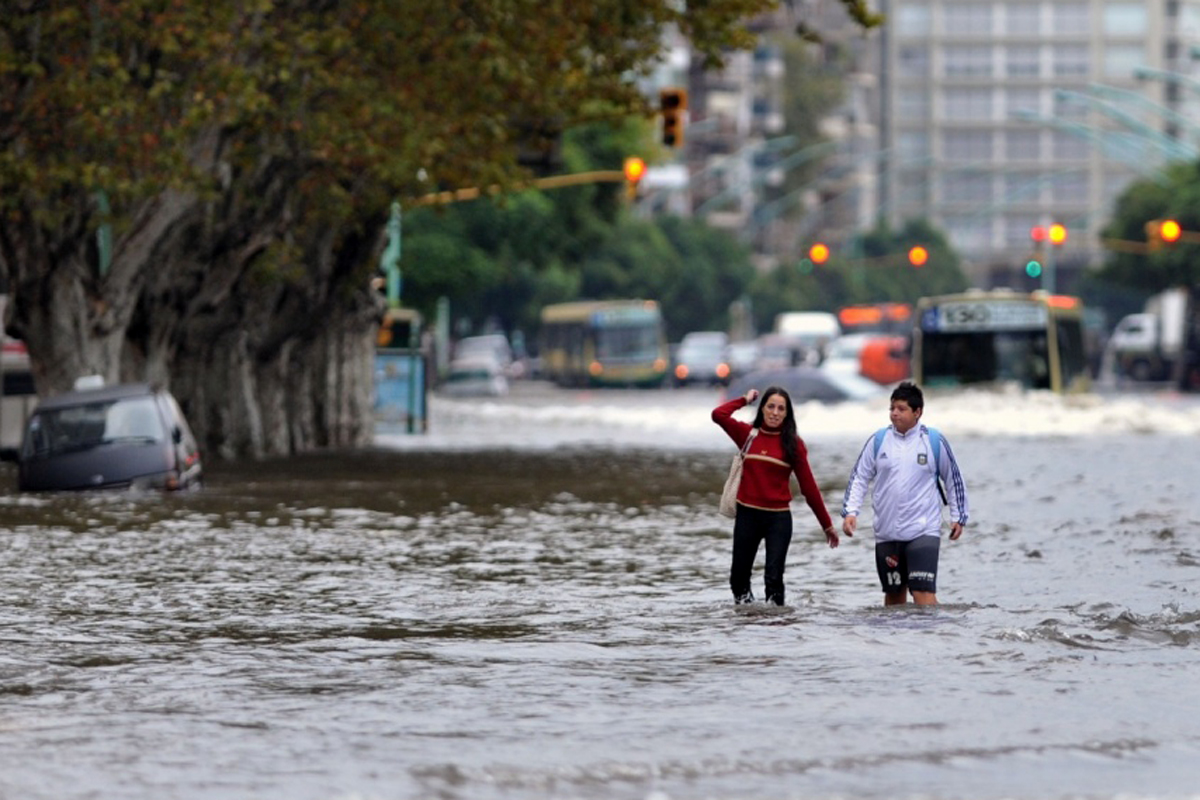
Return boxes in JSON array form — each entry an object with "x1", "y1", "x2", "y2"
[
  {"x1": 3, "y1": 189, "x2": 198, "y2": 394},
  {"x1": 170, "y1": 287, "x2": 381, "y2": 460}
]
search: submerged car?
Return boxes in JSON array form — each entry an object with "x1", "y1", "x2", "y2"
[
  {"x1": 16, "y1": 382, "x2": 203, "y2": 492},
  {"x1": 439, "y1": 357, "x2": 509, "y2": 397},
  {"x1": 672, "y1": 331, "x2": 731, "y2": 386},
  {"x1": 726, "y1": 366, "x2": 886, "y2": 405}
]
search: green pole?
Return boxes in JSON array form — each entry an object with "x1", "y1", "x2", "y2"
[{"x1": 380, "y1": 202, "x2": 402, "y2": 308}]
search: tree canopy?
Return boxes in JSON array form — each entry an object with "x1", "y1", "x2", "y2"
[{"x1": 0, "y1": 0, "x2": 881, "y2": 456}]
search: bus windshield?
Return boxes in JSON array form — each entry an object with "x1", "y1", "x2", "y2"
[
  {"x1": 595, "y1": 322, "x2": 662, "y2": 360},
  {"x1": 921, "y1": 330, "x2": 1051, "y2": 389},
  {"x1": 914, "y1": 292, "x2": 1090, "y2": 394}
]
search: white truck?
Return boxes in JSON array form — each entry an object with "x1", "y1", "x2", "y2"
[
  {"x1": 1107, "y1": 287, "x2": 1200, "y2": 388},
  {"x1": 773, "y1": 311, "x2": 841, "y2": 366}
]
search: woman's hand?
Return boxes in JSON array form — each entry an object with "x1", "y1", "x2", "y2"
[
  {"x1": 824, "y1": 526, "x2": 839, "y2": 549},
  {"x1": 744, "y1": 388, "x2": 759, "y2": 404}
]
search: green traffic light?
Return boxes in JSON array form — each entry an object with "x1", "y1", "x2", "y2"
[
  {"x1": 798, "y1": 258, "x2": 814, "y2": 274},
  {"x1": 1025, "y1": 260, "x2": 1042, "y2": 278}
]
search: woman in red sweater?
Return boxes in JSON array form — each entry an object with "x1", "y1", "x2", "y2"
[{"x1": 712, "y1": 386, "x2": 840, "y2": 605}]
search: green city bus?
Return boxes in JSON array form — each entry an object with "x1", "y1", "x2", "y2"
[{"x1": 539, "y1": 300, "x2": 669, "y2": 388}]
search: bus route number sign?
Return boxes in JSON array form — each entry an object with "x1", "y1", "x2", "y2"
[{"x1": 928, "y1": 300, "x2": 1048, "y2": 332}]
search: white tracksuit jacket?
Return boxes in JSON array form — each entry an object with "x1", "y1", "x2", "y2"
[{"x1": 841, "y1": 424, "x2": 969, "y2": 543}]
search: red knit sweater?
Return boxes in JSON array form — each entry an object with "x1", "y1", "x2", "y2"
[{"x1": 712, "y1": 397, "x2": 833, "y2": 529}]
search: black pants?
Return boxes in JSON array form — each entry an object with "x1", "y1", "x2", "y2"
[{"x1": 730, "y1": 505, "x2": 793, "y2": 605}]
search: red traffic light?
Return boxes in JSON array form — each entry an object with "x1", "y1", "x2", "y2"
[
  {"x1": 808, "y1": 242, "x2": 830, "y2": 264},
  {"x1": 1030, "y1": 225, "x2": 1046, "y2": 243},
  {"x1": 907, "y1": 246, "x2": 929, "y2": 267}
]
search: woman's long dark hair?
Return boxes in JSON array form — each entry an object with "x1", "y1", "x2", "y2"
[{"x1": 751, "y1": 385, "x2": 798, "y2": 466}]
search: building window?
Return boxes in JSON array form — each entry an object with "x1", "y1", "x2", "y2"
[
  {"x1": 1104, "y1": 44, "x2": 1147, "y2": 78},
  {"x1": 1103, "y1": 3, "x2": 1147, "y2": 36},
  {"x1": 1006, "y1": 87, "x2": 1042, "y2": 117},
  {"x1": 1185, "y1": 4, "x2": 1200, "y2": 36},
  {"x1": 1053, "y1": 93, "x2": 1090, "y2": 120},
  {"x1": 1004, "y1": 173, "x2": 1044, "y2": 204},
  {"x1": 1005, "y1": 130, "x2": 1041, "y2": 160},
  {"x1": 941, "y1": 172, "x2": 994, "y2": 204},
  {"x1": 943, "y1": 215, "x2": 992, "y2": 253},
  {"x1": 1005, "y1": 215, "x2": 1044, "y2": 246},
  {"x1": 1006, "y1": 45, "x2": 1040, "y2": 77},
  {"x1": 944, "y1": 45, "x2": 993, "y2": 77},
  {"x1": 943, "y1": 88, "x2": 993, "y2": 121},
  {"x1": 943, "y1": 129, "x2": 994, "y2": 161},
  {"x1": 897, "y1": 130, "x2": 931, "y2": 161},
  {"x1": 944, "y1": 4, "x2": 993, "y2": 35},
  {"x1": 1053, "y1": 44, "x2": 1090, "y2": 77},
  {"x1": 898, "y1": 45, "x2": 931, "y2": 78},
  {"x1": 1005, "y1": 3, "x2": 1041, "y2": 36},
  {"x1": 1053, "y1": 131, "x2": 1092, "y2": 160},
  {"x1": 896, "y1": 3, "x2": 931, "y2": 36},
  {"x1": 1050, "y1": 171, "x2": 1090, "y2": 202},
  {"x1": 897, "y1": 88, "x2": 930, "y2": 120},
  {"x1": 1052, "y1": 3, "x2": 1090, "y2": 35},
  {"x1": 895, "y1": 170, "x2": 930, "y2": 213}
]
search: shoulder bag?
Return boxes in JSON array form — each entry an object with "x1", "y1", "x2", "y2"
[{"x1": 718, "y1": 429, "x2": 758, "y2": 519}]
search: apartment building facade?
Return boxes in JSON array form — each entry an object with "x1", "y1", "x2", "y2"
[{"x1": 876, "y1": 0, "x2": 1200, "y2": 290}]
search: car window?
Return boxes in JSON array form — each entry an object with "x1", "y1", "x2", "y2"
[{"x1": 104, "y1": 397, "x2": 165, "y2": 441}]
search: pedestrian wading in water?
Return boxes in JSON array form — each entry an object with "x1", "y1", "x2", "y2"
[
  {"x1": 712, "y1": 386, "x2": 839, "y2": 606},
  {"x1": 841, "y1": 381, "x2": 970, "y2": 606}
]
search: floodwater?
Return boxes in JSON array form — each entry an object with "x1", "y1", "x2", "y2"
[{"x1": 3, "y1": 382, "x2": 1200, "y2": 800}]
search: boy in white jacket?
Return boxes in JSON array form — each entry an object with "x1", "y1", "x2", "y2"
[{"x1": 842, "y1": 382, "x2": 969, "y2": 606}]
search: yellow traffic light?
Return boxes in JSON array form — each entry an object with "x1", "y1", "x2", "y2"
[
  {"x1": 660, "y1": 88, "x2": 688, "y2": 148},
  {"x1": 1048, "y1": 223, "x2": 1068, "y2": 245},
  {"x1": 808, "y1": 242, "x2": 830, "y2": 265},
  {"x1": 623, "y1": 156, "x2": 646, "y2": 183},
  {"x1": 1145, "y1": 218, "x2": 1182, "y2": 250},
  {"x1": 623, "y1": 156, "x2": 646, "y2": 199},
  {"x1": 907, "y1": 246, "x2": 929, "y2": 267},
  {"x1": 1160, "y1": 218, "x2": 1182, "y2": 243}
]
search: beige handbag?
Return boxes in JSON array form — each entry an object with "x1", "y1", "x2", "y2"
[{"x1": 718, "y1": 430, "x2": 757, "y2": 518}]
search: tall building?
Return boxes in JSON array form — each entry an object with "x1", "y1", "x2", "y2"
[{"x1": 875, "y1": 0, "x2": 1200, "y2": 290}]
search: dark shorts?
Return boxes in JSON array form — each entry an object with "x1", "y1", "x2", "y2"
[{"x1": 875, "y1": 535, "x2": 940, "y2": 594}]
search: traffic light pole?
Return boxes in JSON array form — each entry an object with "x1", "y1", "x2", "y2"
[
  {"x1": 1044, "y1": 240, "x2": 1056, "y2": 294},
  {"x1": 410, "y1": 170, "x2": 629, "y2": 207}
]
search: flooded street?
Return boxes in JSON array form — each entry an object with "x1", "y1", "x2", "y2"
[{"x1": 3, "y1": 382, "x2": 1200, "y2": 799}]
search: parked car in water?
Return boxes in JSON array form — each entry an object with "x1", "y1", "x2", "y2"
[
  {"x1": 722, "y1": 340, "x2": 761, "y2": 381},
  {"x1": 12, "y1": 381, "x2": 203, "y2": 492},
  {"x1": 672, "y1": 331, "x2": 731, "y2": 386},
  {"x1": 439, "y1": 357, "x2": 510, "y2": 397},
  {"x1": 454, "y1": 334, "x2": 526, "y2": 379}
]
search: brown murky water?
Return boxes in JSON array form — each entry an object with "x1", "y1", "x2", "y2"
[{"x1": 2, "y1": 385, "x2": 1200, "y2": 800}]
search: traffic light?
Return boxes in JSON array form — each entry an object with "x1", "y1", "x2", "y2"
[
  {"x1": 1160, "y1": 218, "x2": 1182, "y2": 244},
  {"x1": 808, "y1": 242, "x2": 830, "y2": 265},
  {"x1": 1030, "y1": 225, "x2": 1046, "y2": 244},
  {"x1": 660, "y1": 88, "x2": 688, "y2": 148},
  {"x1": 1145, "y1": 218, "x2": 1182, "y2": 250},
  {"x1": 623, "y1": 156, "x2": 646, "y2": 200},
  {"x1": 907, "y1": 246, "x2": 929, "y2": 267},
  {"x1": 1047, "y1": 223, "x2": 1067, "y2": 246},
  {"x1": 1025, "y1": 259, "x2": 1043, "y2": 278}
]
